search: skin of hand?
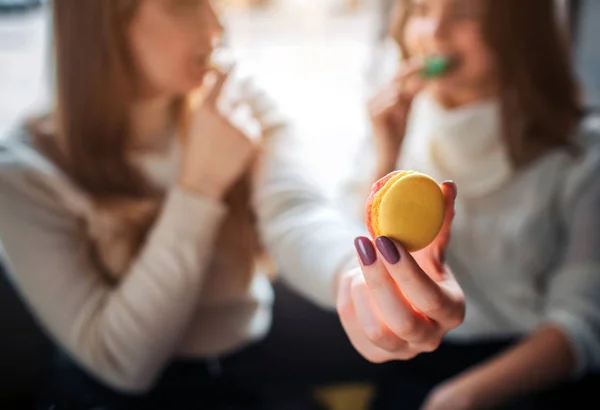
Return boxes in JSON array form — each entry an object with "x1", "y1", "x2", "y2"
[
  {"x1": 337, "y1": 181, "x2": 465, "y2": 363},
  {"x1": 179, "y1": 68, "x2": 259, "y2": 200},
  {"x1": 421, "y1": 325, "x2": 576, "y2": 410},
  {"x1": 367, "y1": 57, "x2": 426, "y2": 180}
]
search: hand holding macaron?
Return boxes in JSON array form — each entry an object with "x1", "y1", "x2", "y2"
[{"x1": 336, "y1": 175, "x2": 464, "y2": 363}]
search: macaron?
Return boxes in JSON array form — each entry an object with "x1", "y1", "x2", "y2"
[
  {"x1": 365, "y1": 170, "x2": 445, "y2": 252},
  {"x1": 421, "y1": 55, "x2": 457, "y2": 79}
]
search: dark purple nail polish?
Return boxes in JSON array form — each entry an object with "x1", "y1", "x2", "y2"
[
  {"x1": 354, "y1": 237, "x2": 377, "y2": 266},
  {"x1": 375, "y1": 236, "x2": 401, "y2": 264}
]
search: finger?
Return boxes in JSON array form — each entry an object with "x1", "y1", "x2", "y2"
[
  {"x1": 209, "y1": 46, "x2": 235, "y2": 72},
  {"x1": 355, "y1": 238, "x2": 439, "y2": 346},
  {"x1": 205, "y1": 65, "x2": 235, "y2": 105},
  {"x1": 388, "y1": 105, "x2": 408, "y2": 129},
  {"x1": 430, "y1": 181, "x2": 457, "y2": 272},
  {"x1": 219, "y1": 80, "x2": 245, "y2": 115},
  {"x1": 228, "y1": 103, "x2": 262, "y2": 143},
  {"x1": 394, "y1": 55, "x2": 427, "y2": 82},
  {"x1": 375, "y1": 236, "x2": 460, "y2": 325},
  {"x1": 336, "y1": 270, "x2": 392, "y2": 363},
  {"x1": 238, "y1": 77, "x2": 267, "y2": 115},
  {"x1": 371, "y1": 101, "x2": 401, "y2": 122},
  {"x1": 399, "y1": 75, "x2": 426, "y2": 103},
  {"x1": 370, "y1": 96, "x2": 410, "y2": 128},
  {"x1": 369, "y1": 88, "x2": 402, "y2": 116},
  {"x1": 350, "y1": 274, "x2": 411, "y2": 353},
  {"x1": 392, "y1": 56, "x2": 427, "y2": 103}
]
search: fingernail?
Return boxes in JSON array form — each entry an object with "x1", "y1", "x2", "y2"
[
  {"x1": 375, "y1": 236, "x2": 401, "y2": 264},
  {"x1": 448, "y1": 181, "x2": 458, "y2": 199},
  {"x1": 354, "y1": 237, "x2": 377, "y2": 266}
]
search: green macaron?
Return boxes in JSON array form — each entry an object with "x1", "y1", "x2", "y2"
[{"x1": 422, "y1": 55, "x2": 454, "y2": 79}]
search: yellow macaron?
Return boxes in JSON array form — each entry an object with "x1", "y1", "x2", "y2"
[{"x1": 365, "y1": 170, "x2": 445, "y2": 252}]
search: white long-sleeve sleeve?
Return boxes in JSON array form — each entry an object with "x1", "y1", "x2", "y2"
[
  {"x1": 544, "y1": 145, "x2": 600, "y2": 377},
  {"x1": 252, "y1": 129, "x2": 365, "y2": 309},
  {"x1": 0, "y1": 171, "x2": 227, "y2": 392},
  {"x1": 334, "y1": 134, "x2": 379, "y2": 225}
]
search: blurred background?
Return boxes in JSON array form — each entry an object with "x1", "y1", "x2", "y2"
[
  {"x1": 1, "y1": 1, "x2": 599, "y2": 408},
  {"x1": 0, "y1": 2, "x2": 397, "y2": 406},
  {"x1": 0, "y1": 0, "x2": 401, "y2": 196},
  {"x1": 1, "y1": 0, "x2": 598, "y2": 195}
]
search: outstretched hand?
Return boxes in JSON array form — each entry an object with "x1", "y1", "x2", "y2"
[{"x1": 337, "y1": 181, "x2": 464, "y2": 362}]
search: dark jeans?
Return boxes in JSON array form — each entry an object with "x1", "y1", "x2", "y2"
[
  {"x1": 36, "y1": 281, "x2": 390, "y2": 410},
  {"x1": 375, "y1": 340, "x2": 600, "y2": 410},
  {"x1": 36, "y1": 281, "x2": 600, "y2": 410}
]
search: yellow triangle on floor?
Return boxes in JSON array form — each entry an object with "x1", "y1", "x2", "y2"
[{"x1": 314, "y1": 383, "x2": 374, "y2": 410}]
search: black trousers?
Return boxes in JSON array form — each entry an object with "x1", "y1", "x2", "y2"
[
  {"x1": 36, "y1": 281, "x2": 390, "y2": 410},
  {"x1": 373, "y1": 340, "x2": 600, "y2": 410},
  {"x1": 36, "y1": 281, "x2": 599, "y2": 410}
]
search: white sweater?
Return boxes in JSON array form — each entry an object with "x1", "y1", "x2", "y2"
[
  {"x1": 0, "y1": 85, "x2": 361, "y2": 393},
  {"x1": 341, "y1": 92, "x2": 600, "y2": 377}
]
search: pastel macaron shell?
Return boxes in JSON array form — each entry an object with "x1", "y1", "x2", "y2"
[
  {"x1": 367, "y1": 170, "x2": 414, "y2": 239},
  {"x1": 367, "y1": 171, "x2": 445, "y2": 253}
]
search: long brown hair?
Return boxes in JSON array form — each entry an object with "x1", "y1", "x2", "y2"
[
  {"x1": 30, "y1": 0, "x2": 261, "y2": 279},
  {"x1": 43, "y1": 0, "x2": 152, "y2": 199},
  {"x1": 391, "y1": 0, "x2": 583, "y2": 167}
]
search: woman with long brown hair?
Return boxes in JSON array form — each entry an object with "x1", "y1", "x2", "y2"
[
  {"x1": 0, "y1": 0, "x2": 466, "y2": 409},
  {"x1": 343, "y1": 0, "x2": 600, "y2": 408}
]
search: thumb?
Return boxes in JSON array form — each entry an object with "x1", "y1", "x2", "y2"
[
  {"x1": 205, "y1": 65, "x2": 235, "y2": 106},
  {"x1": 431, "y1": 181, "x2": 457, "y2": 273}
]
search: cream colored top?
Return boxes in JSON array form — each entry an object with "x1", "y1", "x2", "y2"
[
  {"x1": 0, "y1": 79, "x2": 361, "y2": 393},
  {"x1": 341, "y1": 91, "x2": 600, "y2": 377}
]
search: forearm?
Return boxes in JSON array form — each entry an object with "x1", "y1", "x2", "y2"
[
  {"x1": 453, "y1": 325, "x2": 576, "y2": 408},
  {"x1": 374, "y1": 142, "x2": 401, "y2": 180},
  {"x1": 258, "y1": 198, "x2": 360, "y2": 309},
  {"x1": 375, "y1": 161, "x2": 398, "y2": 181},
  {"x1": 254, "y1": 132, "x2": 363, "y2": 308},
  {"x1": 371, "y1": 122, "x2": 404, "y2": 181},
  {"x1": 0, "y1": 184, "x2": 227, "y2": 392},
  {"x1": 103, "y1": 188, "x2": 226, "y2": 386}
]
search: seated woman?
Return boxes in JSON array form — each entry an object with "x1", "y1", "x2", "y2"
[
  {"x1": 0, "y1": 0, "x2": 465, "y2": 409},
  {"x1": 343, "y1": 0, "x2": 600, "y2": 408}
]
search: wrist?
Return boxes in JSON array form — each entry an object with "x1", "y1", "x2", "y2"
[
  {"x1": 178, "y1": 175, "x2": 226, "y2": 201},
  {"x1": 374, "y1": 148, "x2": 400, "y2": 177},
  {"x1": 446, "y1": 367, "x2": 502, "y2": 410},
  {"x1": 374, "y1": 161, "x2": 397, "y2": 180},
  {"x1": 431, "y1": 376, "x2": 484, "y2": 410}
]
